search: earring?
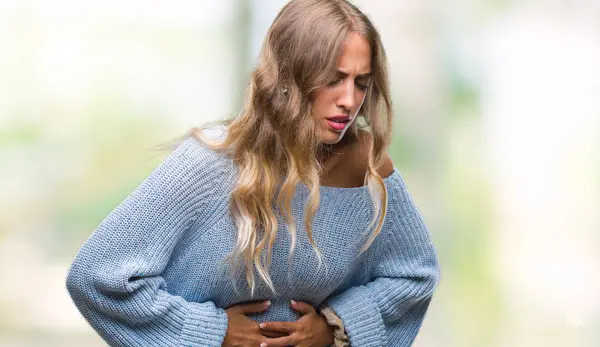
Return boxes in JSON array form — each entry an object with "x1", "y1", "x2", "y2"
[{"x1": 282, "y1": 86, "x2": 288, "y2": 95}]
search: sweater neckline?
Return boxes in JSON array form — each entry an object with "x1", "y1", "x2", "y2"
[{"x1": 313, "y1": 167, "x2": 400, "y2": 193}]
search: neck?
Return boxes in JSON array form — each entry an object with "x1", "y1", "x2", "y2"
[{"x1": 316, "y1": 132, "x2": 358, "y2": 175}]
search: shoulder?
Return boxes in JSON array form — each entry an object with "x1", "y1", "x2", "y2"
[
  {"x1": 170, "y1": 126, "x2": 230, "y2": 166},
  {"x1": 351, "y1": 130, "x2": 395, "y2": 180},
  {"x1": 166, "y1": 136, "x2": 222, "y2": 171},
  {"x1": 153, "y1": 129, "x2": 236, "y2": 194},
  {"x1": 377, "y1": 153, "x2": 395, "y2": 180}
]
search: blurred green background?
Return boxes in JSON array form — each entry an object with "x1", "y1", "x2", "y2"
[{"x1": 0, "y1": 0, "x2": 598, "y2": 346}]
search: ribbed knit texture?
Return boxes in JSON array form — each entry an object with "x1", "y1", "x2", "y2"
[{"x1": 66, "y1": 134, "x2": 440, "y2": 347}]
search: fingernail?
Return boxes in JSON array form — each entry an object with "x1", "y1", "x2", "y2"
[
  {"x1": 291, "y1": 300, "x2": 296, "y2": 305},
  {"x1": 260, "y1": 343, "x2": 267, "y2": 347},
  {"x1": 265, "y1": 300, "x2": 271, "y2": 307},
  {"x1": 259, "y1": 323, "x2": 265, "y2": 329}
]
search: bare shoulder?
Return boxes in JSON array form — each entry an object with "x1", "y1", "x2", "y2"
[
  {"x1": 378, "y1": 152, "x2": 395, "y2": 179},
  {"x1": 354, "y1": 131, "x2": 395, "y2": 179}
]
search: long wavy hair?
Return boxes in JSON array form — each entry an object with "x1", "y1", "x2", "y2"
[{"x1": 189, "y1": 0, "x2": 393, "y2": 295}]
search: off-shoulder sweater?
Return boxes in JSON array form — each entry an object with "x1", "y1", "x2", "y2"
[{"x1": 66, "y1": 135, "x2": 440, "y2": 346}]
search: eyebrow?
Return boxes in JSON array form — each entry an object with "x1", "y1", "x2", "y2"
[{"x1": 336, "y1": 70, "x2": 373, "y2": 79}]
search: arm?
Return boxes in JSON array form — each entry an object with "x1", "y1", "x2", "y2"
[
  {"x1": 65, "y1": 137, "x2": 229, "y2": 347},
  {"x1": 325, "y1": 174, "x2": 440, "y2": 347}
]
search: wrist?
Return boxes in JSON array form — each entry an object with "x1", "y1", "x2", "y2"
[{"x1": 318, "y1": 305, "x2": 350, "y2": 347}]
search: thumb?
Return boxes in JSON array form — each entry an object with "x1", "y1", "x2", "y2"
[
  {"x1": 290, "y1": 300, "x2": 316, "y2": 315},
  {"x1": 234, "y1": 300, "x2": 271, "y2": 314}
]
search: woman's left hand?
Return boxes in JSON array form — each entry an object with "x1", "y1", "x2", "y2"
[{"x1": 258, "y1": 300, "x2": 334, "y2": 347}]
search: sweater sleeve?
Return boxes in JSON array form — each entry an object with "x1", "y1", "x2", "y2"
[
  {"x1": 325, "y1": 173, "x2": 440, "y2": 347},
  {"x1": 65, "y1": 136, "x2": 229, "y2": 347}
]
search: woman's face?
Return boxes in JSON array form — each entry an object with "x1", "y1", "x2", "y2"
[{"x1": 312, "y1": 32, "x2": 372, "y2": 145}]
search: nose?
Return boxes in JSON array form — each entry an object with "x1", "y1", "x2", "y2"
[{"x1": 336, "y1": 81, "x2": 356, "y2": 111}]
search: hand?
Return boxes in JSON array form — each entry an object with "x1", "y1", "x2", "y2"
[
  {"x1": 258, "y1": 300, "x2": 334, "y2": 347},
  {"x1": 223, "y1": 300, "x2": 271, "y2": 347}
]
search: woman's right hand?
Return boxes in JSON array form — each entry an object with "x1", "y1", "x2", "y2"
[{"x1": 223, "y1": 300, "x2": 272, "y2": 347}]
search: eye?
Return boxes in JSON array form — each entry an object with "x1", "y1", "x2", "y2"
[
  {"x1": 327, "y1": 77, "x2": 343, "y2": 87},
  {"x1": 356, "y1": 82, "x2": 370, "y2": 91}
]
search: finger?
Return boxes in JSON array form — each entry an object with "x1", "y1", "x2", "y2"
[
  {"x1": 260, "y1": 334, "x2": 297, "y2": 347},
  {"x1": 290, "y1": 300, "x2": 316, "y2": 315},
  {"x1": 262, "y1": 330, "x2": 289, "y2": 338},
  {"x1": 259, "y1": 321, "x2": 295, "y2": 334},
  {"x1": 235, "y1": 300, "x2": 271, "y2": 314}
]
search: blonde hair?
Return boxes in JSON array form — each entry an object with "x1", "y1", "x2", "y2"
[{"x1": 190, "y1": 0, "x2": 393, "y2": 296}]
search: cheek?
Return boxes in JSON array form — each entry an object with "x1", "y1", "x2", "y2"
[
  {"x1": 354, "y1": 92, "x2": 367, "y2": 113},
  {"x1": 314, "y1": 100, "x2": 326, "y2": 116}
]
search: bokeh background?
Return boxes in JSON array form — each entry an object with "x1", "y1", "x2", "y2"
[{"x1": 1, "y1": 0, "x2": 599, "y2": 346}]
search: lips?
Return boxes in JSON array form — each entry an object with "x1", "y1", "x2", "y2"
[
  {"x1": 326, "y1": 115, "x2": 350, "y2": 131},
  {"x1": 326, "y1": 115, "x2": 350, "y2": 123}
]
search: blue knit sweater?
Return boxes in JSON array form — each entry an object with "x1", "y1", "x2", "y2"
[{"x1": 66, "y1": 135, "x2": 440, "y2": 347}]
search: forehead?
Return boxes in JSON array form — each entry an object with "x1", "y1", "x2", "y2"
[{"x1": 337, "y1": 32, "x2": 372, "y2": 74}]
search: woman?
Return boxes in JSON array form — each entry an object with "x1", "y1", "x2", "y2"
[{"x1": 66, "y1": 0, "x2": 440, "y2": 346}]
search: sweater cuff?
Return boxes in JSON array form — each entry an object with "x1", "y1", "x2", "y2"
[
  {"x1": 178, "y1": 300, "x2": 228, "y2": 346},
  {"x1": 326, "y1": 286, "x2": 386, "y2": 346}
]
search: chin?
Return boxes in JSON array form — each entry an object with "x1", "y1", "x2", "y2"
[{"x1": 320, "y1": 129, "x2": 345, "y2": 145}]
